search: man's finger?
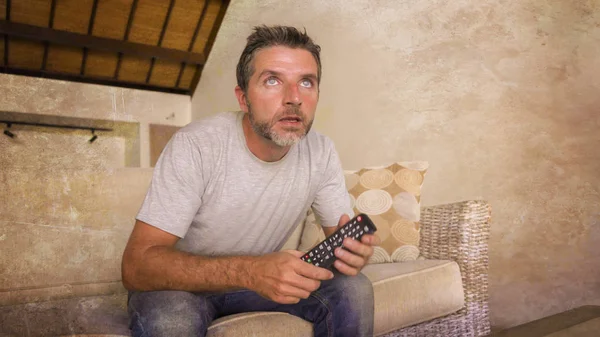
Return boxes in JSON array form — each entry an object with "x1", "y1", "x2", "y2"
[
  {"x1": 335, "y1": 247, "x2": 366, "y2": 269},
  {"x1": 337, "y1": 214, "x2": 351, "y2": 228},
  {"x1": 342, "y1": 238, "x2": 373, "y2": 258},
  {"x1": 361, "y1": 234, "x2": 381, "y2": 246},
  {"x1": 333, "y1": 259, "x2": 359, "y2": 276}
]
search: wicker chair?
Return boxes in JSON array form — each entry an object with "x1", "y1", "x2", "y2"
[{"x1": 385, "y1": 200, "x2": 492, "y2": 337}]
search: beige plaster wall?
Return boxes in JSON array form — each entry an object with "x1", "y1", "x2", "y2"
[
  {"x1": 0, "y1": 74, "x2": 191, "y2": 305},
  {"x1": 191, "y1": 0, "x2": 600, "y2": 330}
]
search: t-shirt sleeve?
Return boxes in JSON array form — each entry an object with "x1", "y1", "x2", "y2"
[
  {"x1": 136, "y1": 131, "x2": 205, "y2": 238},
  {"x1": 311, "y1": 139, "x2": 354, "y2": 228}
]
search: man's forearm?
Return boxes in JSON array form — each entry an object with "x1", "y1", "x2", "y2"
[{"x1": 123, "y1": 245, "x2": 256, "y2": 293}]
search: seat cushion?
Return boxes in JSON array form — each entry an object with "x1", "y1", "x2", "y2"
[
  {"x1": 202, "y1": 259, "x2": 464, "y2": 337},
  {"x1": 207, "y1": 312, "x2": 312, "y2": 337},
  {"x1": 362, "y1": 259, "x2": 465, "y2": 336},
  {"x1": 0, "y1": 260, "x2": 464, "y2": 337}
]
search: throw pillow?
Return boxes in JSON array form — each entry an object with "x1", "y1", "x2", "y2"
[{"x1": 298, "y1": 161, "x2": 428, "y2": 264}]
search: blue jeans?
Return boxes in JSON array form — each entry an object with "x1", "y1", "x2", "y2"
[{"x1": 127, "y1": 271, "x2": 374, "y2": 337}]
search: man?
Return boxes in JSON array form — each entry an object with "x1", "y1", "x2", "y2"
[{"x1": 121, "y1": 25, "x2": 380, "y2": 337}]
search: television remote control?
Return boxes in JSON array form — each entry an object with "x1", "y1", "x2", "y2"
[{"x1": 301, "y1": 214, "x2": 377, "y2": 269}]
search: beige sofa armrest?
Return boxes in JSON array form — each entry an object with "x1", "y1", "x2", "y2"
[{"x1": 419, "y1": 200, "x2": 492, "y2": 336}]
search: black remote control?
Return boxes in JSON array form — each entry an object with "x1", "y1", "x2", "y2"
[{"x1": 301, "y1": 213, "x2": 377, "y2": 269}]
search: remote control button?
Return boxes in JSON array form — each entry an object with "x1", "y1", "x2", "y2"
[{"x1": 364, "y1": 226, "x2": 368, "y2": 231}]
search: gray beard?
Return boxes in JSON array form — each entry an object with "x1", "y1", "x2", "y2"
[{"x1": 247, "y1": 104, "x2": 313, "y2": 147}]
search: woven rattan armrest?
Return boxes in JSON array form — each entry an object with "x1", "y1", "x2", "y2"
[{"x1": 418, "y1": 200, "x2": 492, "y2": 336}]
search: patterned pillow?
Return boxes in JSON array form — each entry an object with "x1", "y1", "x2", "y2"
[{"x1": 298, "y1": 161, "x2": 428, "y2": 264}]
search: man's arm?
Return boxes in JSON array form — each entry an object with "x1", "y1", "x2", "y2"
[{"x1": 121, "y1": 220, "x2": 334, "y2": 304}]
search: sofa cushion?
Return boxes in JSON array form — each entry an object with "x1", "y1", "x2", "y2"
[
  {"x1": 362, "y1": 259, "x2": 465, "y2": 336},
  {"x1": 298, "y1": 161, "x2": 429, "y2": 264},
  {"x1": 207, "y1": 312, "x2": 312, "y2": 337},
  {"x1": 0, "y1": 259, "x2": 463, "y2": 337}
]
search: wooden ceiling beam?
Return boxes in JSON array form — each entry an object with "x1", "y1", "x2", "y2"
[
  {"x1": 3, "y1": 0, "x2": 11, "y2": 67},
  {"x1": 176, "y1": 0, "x2": 210, "y2": 89},
  {"x1": 81, "y1": 0, "x2": 100, "y2": 75},
  {"x1": 146, "y1": 0, "x2": 175, "y2": 84},
  {"x1": 114, "y1": 0, "x2": 139, "y2": 79},
  {"x1": 42, "y1": 0, "x2": 58, "y2": 71},
  {"x1": 189, "y1": 0, "x2": 229, "y2": 95},
  {"x1": 0, "y1": 20, "x2": 206, "y2": 66},
  {"x1": 0, "y1": 66, "x2": 190, "y2": 95}
]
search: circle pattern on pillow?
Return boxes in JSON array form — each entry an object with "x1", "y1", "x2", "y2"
[
  {"x1": 391, "y1": 245, "x2": 420, "y2": 262},
  {"x1": 392, "y1": 192, "x2": 420, "y2": 222},
  {"x1": 391, "y1": 219, "x2": 420, "y2": 245},
  {"x1": 297, "y1": 162, "x2": 427, "y2": 264},
  {"x1": 355, "y1": 189, "x2": 393, "y2": 215},
  {"x1": 368, "y1": 246, "x2": 391, "y2": 264},
  {"x1": 359, "y1": 168, "x2": 394, "y2": 189},
  {"x1": 394, "y1": 169, "x2": 423, "y2": 196},
  {"x1": 346, "y1": 162, "x2": 428, "y2": 264}
]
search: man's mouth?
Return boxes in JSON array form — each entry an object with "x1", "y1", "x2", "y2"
[{"x1": 279, "y1": 116, "x2": 303, "y2": 123}]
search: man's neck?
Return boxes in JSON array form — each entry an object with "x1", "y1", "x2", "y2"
[{"x1": 241, "y1": 113, "x2": 291, "y2": 162}]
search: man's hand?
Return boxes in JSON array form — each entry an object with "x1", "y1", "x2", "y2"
[
  {"x1": 325, "y1": 214, "x2": 381, "y2": 276},
  {"x1": 247, "y1": 250, "x2": 334, "y2": 304}
]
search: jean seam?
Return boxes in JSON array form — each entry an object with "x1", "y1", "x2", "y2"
[
  {"x1": 130, "y1": 311, "x2": 147, "y2": 337},
  {"x1": 310, "y1": 291, "x2": 334, "y2": 337}
]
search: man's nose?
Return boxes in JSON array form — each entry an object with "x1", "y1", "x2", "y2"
[{"x1": 284, "y1": 83, "x2": 302, "y2": 106}]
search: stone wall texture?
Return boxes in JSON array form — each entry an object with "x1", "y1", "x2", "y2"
[
  {"x1": 191, "y1": 0, "x2": 600, "y2": 330},
  {"x1": 0, "y1": 74, "x2": 190, "y2": 305}
]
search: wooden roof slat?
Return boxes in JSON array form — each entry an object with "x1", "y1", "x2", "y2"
[
  {"x1": 2, "y1": 65, "x2": 189, "y2": 94},
  {"x1": 41, "y1": 0, "x2": 57, "y2": 70},
  {"x1": 46, "y1": 45, "x2": 82, "y2": 73},
  {"x1": 190, "y1": 0, "x2": 228, "y2": 94},
  {"x1": 45, "y1": 0, "x2": 93, "y2": 74},
  {"x1": 1, "y1": 0, "x2": 6, "y2": 67},
  {"x1": 1, "y1": 0, "x2": 7, "y2": 20},
  {"x1": 145, "y1": 0, "x2": 175, "y2": 83},
  {"x1": 114, "y1": 0, "x2": 138, "y2": 79},
  {"x1": 52, "y1": 0, "x2": 93, "y2": 34},
  {"x1": 0, "y1": 21, "x2": 206, "y2": 65},
  {"x1": 127, "y1": 0, "x2": 170, "y2": 46},
  {"x1": 0, "y1": 0, "x2": 230, "y2": 95},
  {"x1": 191, "y1": 0, "x2": 222, "y2": 55},
  {"x1": 92, "y1": 0, "x2": 132, "y2": 40},
  {"x1": 161, "y1": 0, "x2": 207, "y2": 51},
  {"x1": 148, "y1": 58, "x2": 179, "y2": 87},
  {"x1": 8, "y1": 38, "x2": 44, "y2": 69},
  {"x1": 174, "y1": 0, "x2": 209, "y2": 88},
  {"x1": 178, "y1": 63, "x2": 196, "y2": 89},
  {"x1": 116, "y1": 55, "x2": 150, "y2": 83},
  {"x1": 85, "y1": 50, "x2": 118, "y2": 78},
  {"x1": 80, "y1": 0, "x2": 99, "y2": 75},
  {"x1": 10, "y1": 0, "x2": 51, "y2": 27}
]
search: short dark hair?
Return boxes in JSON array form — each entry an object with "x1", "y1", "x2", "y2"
[{"x1": 236, "y1": 25, "x2": 322, "y2": 92}]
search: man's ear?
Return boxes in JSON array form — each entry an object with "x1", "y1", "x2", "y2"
[{"x1": 235, "y1": 86, "x2": 249, "y2": 113}]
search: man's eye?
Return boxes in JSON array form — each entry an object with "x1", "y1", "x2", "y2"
[
  {"x1": 266, "y1": 78, "x2": 278, "y2": 85},
  {"x1": 300, "y1": 79, "x2": 313, "y2": 88}
]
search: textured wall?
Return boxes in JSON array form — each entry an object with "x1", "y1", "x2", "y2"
[
  {"x1": 0, "y1": 74, "x2": 191, "y2": 305},
  {"x1": 191, "y1": 0, "x2": 600, "y2": 330}
]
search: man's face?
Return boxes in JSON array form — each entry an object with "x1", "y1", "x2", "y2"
[{"x1": 236, "y1": 46, "x2": 319, "y2": 147}]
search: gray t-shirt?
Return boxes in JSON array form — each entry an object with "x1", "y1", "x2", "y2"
[{"x1": 136, "y1": 111, "x2": 353, "y2": 257}]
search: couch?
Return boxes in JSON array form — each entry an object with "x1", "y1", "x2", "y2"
[{"x1": 0, "y1": 198, "x2": 491, "y2": 337}]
